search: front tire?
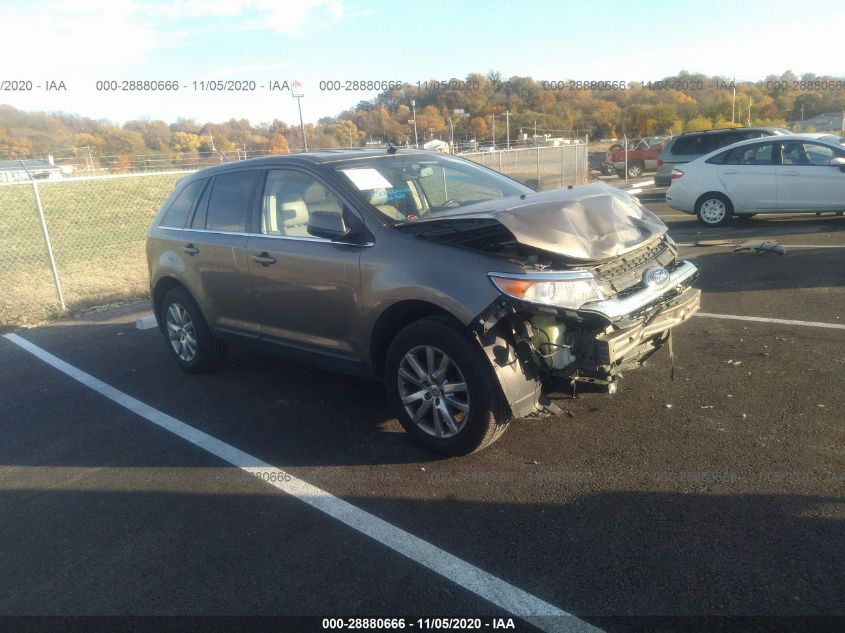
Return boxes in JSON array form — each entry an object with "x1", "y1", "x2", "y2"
[
  {"x1": 385, "y1": 316, "x2": 510, "y2": 455},
  {"x1": 696, "y1": 193, "x2": 734, "y2": 227},
  {"x1": 626, "y1": 162, "x2": 644, "y2": 178},
  {"x1": 161, "y1": 287, "x2": 228, "y2": 373}
]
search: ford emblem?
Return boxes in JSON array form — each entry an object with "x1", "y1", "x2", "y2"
[{"x1": 643, "y1": 267, "x2": 670, "y2": 288}]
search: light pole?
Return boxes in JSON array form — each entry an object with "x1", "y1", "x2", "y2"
[
  {"x1": 504, "y1": 110, "x2": 510, "y2": 150},
  {"x1": 292, "y1": 81, "x2": 307, "y2": 151},
  {"x1": 411, "y1": 100, "x2": 418, "y2": 148},
  {"x1": 731, "y1": 77, "x2": 736, "y2": 124}
]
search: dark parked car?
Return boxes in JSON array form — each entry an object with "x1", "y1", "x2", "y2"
[
  {"x1": 655, "y1": 127, "x2": 791, "y2": 186},
  {"x1": 147, "y1": 149, "x2": 700, "y2": 454}
]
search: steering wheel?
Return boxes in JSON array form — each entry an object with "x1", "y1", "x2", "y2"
[{"x1": 431, "y1": 199, "x2": 461, "y2": 211}]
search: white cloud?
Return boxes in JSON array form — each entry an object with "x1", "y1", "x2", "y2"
[
  {"x1": 0, "y1": 0, "x2": 347, "y2": 74},
  {"x1": 148, "y1": 0, "x2": 346, "y2": 35},
  {"x1": 0, "y1": 1, "x2": 166, "y2": 73}
]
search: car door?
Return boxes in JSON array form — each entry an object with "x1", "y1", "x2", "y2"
[
  {"x1": 777, "y1": 141, "x2": 845, "y2": 211},
  {"x1": 246, "y1": 167, "x2": 365, "y2": 364},
  {"x1": 181, "y1": 169, "x2": 260, "y2": 334},
  {"x1": 716, "y1": 141, "x2": 778, "y2": 211}
]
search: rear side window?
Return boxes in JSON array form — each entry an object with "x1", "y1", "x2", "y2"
[
  {"x1": 205, "y1": 171, "x2": 258, "y2": 232},
  {"x1": 700, "y1": 132, "x2": 741, "y2": 153},
  {"x1": 670, "y1": 135, "x2": 702, "y2": 155},
  {"x1": 724, "y1": 142, "x2": 775, "y2": 166},
  {"x1": 160, "y1": 179, "x2": 207, "y2": 228}
]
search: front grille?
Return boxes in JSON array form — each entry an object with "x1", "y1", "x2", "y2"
[{"x1": 589, "y1": 238, "x2": 676, "y2": 296}]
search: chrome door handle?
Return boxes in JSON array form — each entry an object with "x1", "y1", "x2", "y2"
[
  {"x1": 783, "y1": 171, "x2": 799, "y2": 176},
  {"x1": 182, "y1": 244, "x2": 199, "y2": 255},
  {"x1": 252, "y1": 252, "x2": 277, "y2": 266},
  {"x1": 722, "y1": 170, "x2": 738, "y2": 174}
]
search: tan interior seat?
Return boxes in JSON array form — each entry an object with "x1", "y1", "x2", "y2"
[
  {"x1": 304, "y1": 182, "x2": 342, "y2": 215},
  {"x1": 369, "y1": 187, "x2": 402, "y2": 220},
  {"x1": 278, "y1": 198, "x2": 310, "y2": 237}
]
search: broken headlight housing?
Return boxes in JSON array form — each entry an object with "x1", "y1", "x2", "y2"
[{"x1": 489, "y1": 271, "x2": 604, "y2": 310}]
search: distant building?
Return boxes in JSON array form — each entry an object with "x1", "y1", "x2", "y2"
[
  {"x1": 796, "y1": 112, "x2": 845, "y2": 133},
  {"x1": 423, "y1": 139, "x2": 450, "y2": 152},
  {"x1": 0, "y1": 157, "x2": 64, "y2": 183}
]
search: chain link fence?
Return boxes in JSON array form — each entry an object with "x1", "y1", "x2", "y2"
[
  {"x1": 0, "y1": 171, "x2": 189, "y2": 325},
  {"x1": 460, "y1": 144, "x2": 589, "y2": 190},
  {"x1": 0, "y1": 145, "x2": 591, "y2": 326}
]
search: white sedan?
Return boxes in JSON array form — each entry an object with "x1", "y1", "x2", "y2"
[{"x1": 666, "y1": 133, "x2": 845, "y2": 226}]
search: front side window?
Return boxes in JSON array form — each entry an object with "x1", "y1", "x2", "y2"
[
  {"x1": 260, "y1": 170, "x2": 343, "y2": 237},
  {"x1": 205, "y1": 171, "x2": 258, "y2": 232},
  {"x1": 782, "y1": 142, "x2": 838, "y2": 166},
  {"x1": 724, "y1": 142, "x2": 775, "y2": 166},
  {"x1": 331, "y1": 153, "x2": 530, "y2": 223}
]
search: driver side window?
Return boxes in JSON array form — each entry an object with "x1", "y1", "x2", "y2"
[{"x1": 260, "y1": 170, "x2": 343, "y2": 237}]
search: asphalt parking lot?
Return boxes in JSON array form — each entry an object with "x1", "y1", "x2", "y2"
[{"x1": 1, "y1": 201, "x2": 843, "y2": 632}]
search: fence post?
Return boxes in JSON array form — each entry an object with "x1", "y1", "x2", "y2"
[
  {"x1": 20, "y1": 161, "x2": 66, "y2": 312},
  {"x1": 560, "y1": 146, "x2": 565, "y2": 187},
  {"x1": 624, "y1": 135, "x2": 628, "y2": 183},
  {"x1": 536, "y1": 146, "x2": 541, "y2": 189},
  {"x1": 498, "y1": 150, "x2": 502, "y2": 173},
  {"x1": 584, "y1": 134, "x2": 590, "y2": 184}
]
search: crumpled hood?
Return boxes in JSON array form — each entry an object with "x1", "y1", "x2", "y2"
[{"x1": 413, "y1": 182, "x2": 668, "y2": 262}]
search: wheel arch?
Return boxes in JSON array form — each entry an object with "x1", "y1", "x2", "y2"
[
  {"x1": 694, "y1": 190, "x2": 734, "y2": 213},
  {"x1": 369, "y1": 300, "x2": 461, "y2": 377},
  {"x1": 152, "y1": 276, "x2": 200, "y2": 333}
]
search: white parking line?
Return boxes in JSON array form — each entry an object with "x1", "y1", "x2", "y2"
[
  {"x1": 2, "y1": 332, "x2": 600, "y2": 633},
  {"x1": 697, "y1": 313, "x2": 845, "y2": 330}
]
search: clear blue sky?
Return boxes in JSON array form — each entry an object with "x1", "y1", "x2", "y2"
[{"x1": 1, "y1": 0, "x2": 842, "y2": 125}]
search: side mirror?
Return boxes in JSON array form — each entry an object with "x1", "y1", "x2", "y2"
[
  {"x1": 830, "y1": 156, "x2": 845, "y2": 172},
  {"x1": 307, "y1": 210, "x2": 350, "y2": 240}
]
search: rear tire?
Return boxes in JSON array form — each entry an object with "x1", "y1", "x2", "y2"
[
  {"x1": 160, "y1": 287, "x2": 228, "y2": 373},
  {"x1": 696, "y1": 193, "x2": 734, "y2": 227},
  {"x1": 385, "y1": 316, "x2": 510, "y2": 455}
]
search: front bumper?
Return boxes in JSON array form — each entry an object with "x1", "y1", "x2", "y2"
[
  {"x1": 592, "y1": 285, "x2": 700, "y2": 367},
  {"x1": 580, "y1": 260, "x2": 698, "y2": 321}
]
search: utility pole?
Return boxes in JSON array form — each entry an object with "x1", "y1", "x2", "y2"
[
  {"x1": 447, "y1": 116, "x2": 454, "y2": 152},
  {"x1": 747, "y1": 98, "x2": 752, "y2": 126},
  {"x1": 505, "y1": 110, "x2": 510, "y2": 150},
  {"x1": 296, "y1": 97, "x2": 307, "y2": 151},
  {"x1": 731, "y1": 78, "x2": 736, "y2": 123},
  {"x1": 410, "y1": 100, "x2": 418, "y2": 148},
  {"x1": 491, "y1": 114, "x2": 496, "y2": 149}
]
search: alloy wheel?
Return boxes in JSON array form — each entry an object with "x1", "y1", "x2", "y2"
[
  {"x1": 166, "y1": 302, "x2": 197, "y2": 362},
  {"x1": 397, "y1": 345, "x2": 470, "y2": 439}
]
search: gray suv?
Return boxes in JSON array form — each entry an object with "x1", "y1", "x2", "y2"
[
  {"x1": 147, "y1": 149, "x2": 700, "y2": 454},
  {"x1": 655, "y1": 127, "x2": 791, "y2": 186}
]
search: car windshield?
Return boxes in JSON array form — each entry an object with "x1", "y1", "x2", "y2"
[
  {"x1": 330, "y1": 152, "x2": 532, "y2": 223},
  {"x1": 818, "y1": 134, "x2": 845, "y2": 145}
]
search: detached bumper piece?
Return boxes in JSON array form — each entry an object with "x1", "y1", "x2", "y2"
[{"x1": 574, "y1": 286, "x2": 701, "y2": 382}]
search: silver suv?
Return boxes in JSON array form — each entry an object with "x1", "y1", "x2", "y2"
[{"x1": 147, "y1": 149, "x2": 700, "y2": 454}]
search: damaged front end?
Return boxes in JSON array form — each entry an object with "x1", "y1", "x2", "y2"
[
  {"x1": 400, "y1": 183, "x2": 701, "y2": 417},
  {"x1": 480, "y1": 235, "x2": 700, "y2": 410},
  {"x1": 474, "y1": 234, "x2": 700, "y2": 417}
]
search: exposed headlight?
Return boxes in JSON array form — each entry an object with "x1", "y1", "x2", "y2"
[{"x1": 489, "y1": 272, "x2": 604, "y2": 310}]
